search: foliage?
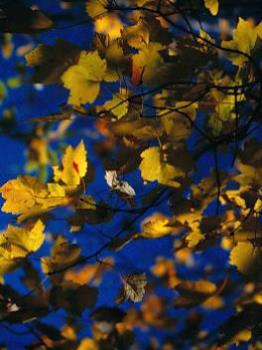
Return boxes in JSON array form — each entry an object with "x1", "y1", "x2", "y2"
[{"x1": 0, "y1": 0, "x2": 261, "y2": 349}]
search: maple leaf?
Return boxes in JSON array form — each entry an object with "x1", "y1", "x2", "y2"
[
  {"x1": 53, "y1": 140, "x2": 88, "y2": 190},
  {"x1": 139, "y1": 147, "x2": 183, "y2": 187},
  {"x1": 0, "y1": 220, "x2": 45, "y2": 281},
  {"x1": 132, "y1": 43, "x2": 164, "y2": 86},
  {"x1": 0, "y1": 176, "x2": 69, "y2": 222},
  {"x1": 222, "y1": 17, "x2": 262, "y2": 67},
  {"x1": 62, "y1": 50, "x2": 107, "y2": 106}
]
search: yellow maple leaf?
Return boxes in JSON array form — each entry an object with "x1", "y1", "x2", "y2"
[
  {"x1": 141, "y1": 212, "x2": 174, "y2": 238},
  {"x1": 0, "y1": 175, "x2": 49, "y2": 215},
  {"x1": 0, "y1": 176, "x2": 69, "y2": 222},
  {"x1": 204, "y1": 0, "x2": 219, "y2": 16},
  {"x1": 0, "y1": 220, "x2": 45, "y2": 281},
  {"x1": 222, "y1": 18, "x2": 262, "y2": 67},
  {"x1": 139, "y1": 147, "x2": 182, "y2": 187},
  {"x1": 132, "y1": 43, "x2": 164, "y2": 86},
  {"x1": 62, "y1": 51, "x2": 107, "y2": 106},
  {"x1": 53, "y1": 140, "x2": 88, "y2": 190}
]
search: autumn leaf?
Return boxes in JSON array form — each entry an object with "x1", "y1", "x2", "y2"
[
  {"x1": 122, "y1": 19, "x2": 150, "y2": 49},
  {"x1": 65, "y1": 257, "x2": 114, "y2": 286},
  {"x1": 116, "y1": 273, "x2": 147, "y2": 303},
  {"x1": 95, "y1": 14, "x2": 123, "y2": 40},
  {"x1": 53, "y1": 140, "x2": 88, "y2": 190},
  {"x1": 140, "y1": 147, "x2": 183, "y2": 187},
  {"x1": 41, "y1": 236, "x2": 81, "y2": 277},
  {"x1": 86, "y1": 0, "x2": 107, "y2": 18},
  {"x1": 103, "y1": 89, "x2": 129, "y2": 119},
  {"x1": 204, "y1": 0, "x2": 219, "y2": 16},
  {"x1": 77, "y1": 338, "x2": 98, "y2": 350},
  {"x1": 222, "y1": 17, "x2": 262, "y2": 67},
  {"x1": 109, "y1": 118, "x2": 163, "y2": 140},
  {"x1": 26, "y1": 40, "x2": 80, "y2": 84},
  {"x1": 62, "y1": 50, "x2": 107, "y2": 106},
  {"x1": 229, "y1": 242, "x2": 262, "y2": 276},
  {"x1": 0, "y1": 220, "x2": 45, "y2": 281},
  {"x1": 0, "y1": 176, "x2": 69, "y2": 222},
  {"x1": 105, "y1": 170, "x2": 135, "y2": 197},
  {"x1": 132, "y1": 43, "x2": 164, "y2": 86},
  {"x1": 140, "y1": 212, "x2": 174, "y2": 238}
]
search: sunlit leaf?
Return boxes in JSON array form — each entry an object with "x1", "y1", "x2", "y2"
[
  {"x1": 65, "y1": 257, "x2": 114, "y2": 286},
  {"x1": 62, "y1": 50, "x2": 107, "y2": 105},
  {"x1": 86, "y1": 0, "x2": 107, "y2": 18},
  {"x1": 77, "y1": 338, "x2": 98, "y2": 350},
  {"x1": 103, "y1": 89, "x2": 129, "y2": 119},
  {"x1": 95, "y1": 14, "x2": 123, "y2": 40},
  {"x1": 0, "y1": 220, "x2": 45, "y2": 281},
  {"x1": 140, "y1": 147, "x2": 183, "y2": 187},
  {"x1": 230, "y1": 242, "x2": 262, "y2": 275},
  {"x1": 204, "y1": 0, "x2": 219, "y2": 15},
  {"x1": 222, "y1": 17, "x2": 262, "y2": 67},
  {"x1": 140, "y1": 212, "x2": 174, "y2": 238}
]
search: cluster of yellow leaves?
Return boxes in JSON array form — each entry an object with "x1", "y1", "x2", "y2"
[
  {"x1": 0, "y1": 141, "x2": 88, "y2": 222},
  {"x1": 0, "y1": 220, "x2": 44, "y2": 282}
]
